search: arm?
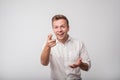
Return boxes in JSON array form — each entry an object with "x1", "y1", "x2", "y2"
[
  {"x1": 69, "y1": 42, "x2": 91, "y2": 71},
  {"x1": 79, "y1": 61, "x2": 89, "y2": 71},
  {"x1": 41, "y1": 44, "x2": 51, "y2": 66},
  {"x1": 40, "y1": 34, "x2": 56, "y2": 66}
]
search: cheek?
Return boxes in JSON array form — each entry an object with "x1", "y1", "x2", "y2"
[
  {"x1": 63, "y1": 28, "x2": 69, "y2": 32},
  {"x1": 53, "y1": 29, "x2": 57, "y2": 33}
]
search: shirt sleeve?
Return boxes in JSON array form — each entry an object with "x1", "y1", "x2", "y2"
[{"x1": 80, "y1": 42, "x2": 91, "y2": 69}]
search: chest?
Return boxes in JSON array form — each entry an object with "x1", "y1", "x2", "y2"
[{"x1": 51, "y1": 42, "x2": 80, "y2": 62}]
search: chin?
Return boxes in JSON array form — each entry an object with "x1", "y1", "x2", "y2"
[{"x1": 57, "y1": 37, "x2": 64, "y2": 40}]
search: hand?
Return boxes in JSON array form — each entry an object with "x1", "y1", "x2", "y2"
[
  {"x1": 69, "y1": 58, "x2": 82, "y2": 68},
  {"x1": 46, "y1": 34, "x2": 56, "y2": 47}
]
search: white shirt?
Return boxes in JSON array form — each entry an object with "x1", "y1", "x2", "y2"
[{"x1": 49, "y1": 36, "x2": 91, "y2": 80}]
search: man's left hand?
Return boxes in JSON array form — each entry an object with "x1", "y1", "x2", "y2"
[{"x1": 69, "y1": 58, "x2": 82, "y2": 68}]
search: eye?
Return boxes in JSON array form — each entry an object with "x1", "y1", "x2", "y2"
[
  {"x1": 61, "y1": 26, "x2": 65, "y2": 28},
  {"x1": 53, "y1": 26, "x2": 58, "y2": 29},
  {"x1": 61, "y1": 25, "x2": 66, "y2": 28}
]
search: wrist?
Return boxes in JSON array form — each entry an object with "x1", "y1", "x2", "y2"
[{"x1": 45, "y1": 44, "x2": 51, "y2": 49}]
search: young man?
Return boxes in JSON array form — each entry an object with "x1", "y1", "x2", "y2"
[{"x1": 40, "y1": 14, "x2": 91, "y2": 80}]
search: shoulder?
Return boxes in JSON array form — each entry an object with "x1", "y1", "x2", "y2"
[
  {"x1": 70, "y1": 36, "x2": 83, "y2": 44},
  {"x1": 70, "y1": 36, "x2": 86, "y2": 48}
]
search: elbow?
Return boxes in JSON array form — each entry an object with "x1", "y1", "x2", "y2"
[
  {"x1": 80, "y1": 66, "x2": 89, "y2": 71},
  {"x1": 41, "y1": 62, "x2": 48, "y2": 66},
  {"x1": 40, "y1": 54, "x2": 50, "y2": 66},
  {"x1": 83, "y1": 64, "x2": 91, "y2": 71},
  {"x1": 41, "y1": 60, "x2": 49, "y2": 66},
  {"x1": 84, "y1": 67, "x2": 89, "y2": 71},
  {"x1": 80, "y1": 63, "x2": 90, "y2": 71}
]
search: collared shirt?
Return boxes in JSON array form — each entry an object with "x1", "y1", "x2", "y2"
[{"x1": 49, "y1": 36, "x2": 91, "y2": 80}]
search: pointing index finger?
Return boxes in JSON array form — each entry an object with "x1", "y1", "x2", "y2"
[{"x1": 48, "y1": 34, "x2": 53, "y2": 40}]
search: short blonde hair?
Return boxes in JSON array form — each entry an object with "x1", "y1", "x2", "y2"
[{"x1": 52, "y1": 14, "x2": 69, "y2": 26}]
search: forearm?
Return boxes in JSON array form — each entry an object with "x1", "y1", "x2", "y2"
[
  {"x1": 41, "y1": 45, "x2": 51, "y2": 66},
  {"x1": 80, "y1": 62, "x2": 89, "y2": 71}
]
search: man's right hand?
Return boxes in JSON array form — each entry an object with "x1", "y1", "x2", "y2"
[
  {"x1": 41, "y1": 34, "x2": 56, "y2": 66},
  {"x1": 46, "y1": 34, "x2": 56, "y2": 48}
]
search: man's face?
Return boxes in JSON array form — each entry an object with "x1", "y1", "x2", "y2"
[{"x1": 52, "y1": 19, "x2": 69, "y2": 42}]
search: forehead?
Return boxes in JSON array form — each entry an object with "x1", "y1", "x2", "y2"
[
  {"x1": 53, "y1": 19, "x2": 67, "y2": 25},
  {"x1": 53, "y1": 19, "x2": 67, "y2": 24}
]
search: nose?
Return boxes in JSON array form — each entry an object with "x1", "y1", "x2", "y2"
[{"x1": 58, "y1": 27, "x2": 62, "y2": 32}]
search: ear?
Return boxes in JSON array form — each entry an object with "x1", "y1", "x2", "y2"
[{"x1": 68, "y1": 26, "x2": 70, "y2": 31}]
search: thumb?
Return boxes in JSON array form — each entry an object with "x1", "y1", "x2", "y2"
[
  {"x1": 48, "y1": 34, "x2": 53, "y2": 40},
  {"x1": 79, "y1": 57, "x2": 82, "y2": 61}
]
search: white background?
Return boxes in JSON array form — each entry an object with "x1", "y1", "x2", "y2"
[{"x1": 0, "y1": 0, "x2": 120, "y2": 80}]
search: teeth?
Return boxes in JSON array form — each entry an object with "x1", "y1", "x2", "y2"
[
  {"x1": 60, "y1": 33, "x2": 64, "y2": 35},
  {"x1": 57, "y1": 33, "x2": 64, "y2": 37},
  {"x1": 60, "y1": 34, "x2": 63, "y2": 36}
]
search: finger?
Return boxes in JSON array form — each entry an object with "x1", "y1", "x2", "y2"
[
  {"x1": 50, "y1": 43, "x2": 56, "y2": 47},
  {"x1": 49, "y1": 41, "x2": 56, "y2": 45},
  {"x1": 79, "y1": 57, "x2": 82, "y2": 60},
  {"x1": 69, "y1": 64, "x2": 78, "y2": 68},
  {"x1": 69, "y1": 65, "x2": 74, "y2": 68},
  {"x1": 69, "y1": 64, "x2": 75, "y2": 68},
  {"x1": 76, "y1": 57, "x2": 82, "y2": 62},
  {"x1": 73, "y1": 64, "x2": 78, "y2": 67},
  {"x1": 48, "y1": 34, "x2": 53, "y2": 40},
  {"x1": 79, "y1": 57, "x2": 82, "y2": 62},
  {"x1": 48, "y1": 39, "x2": 56, "y2": 43},
  {"x1": 48, "y1": 42, "x2": 56, "y2": 47},
  {"x1": 48, "y1": 39, "x2": 56, "y2": 47}
]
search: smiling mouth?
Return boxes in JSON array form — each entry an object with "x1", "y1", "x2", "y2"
[{"x1": 57, "y1": 33, "x2": 64, "y2": 37}]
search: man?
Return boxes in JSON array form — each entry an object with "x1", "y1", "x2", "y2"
[{"x1": 40, "y1": 14, "x2": 91, "y2": 80}]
